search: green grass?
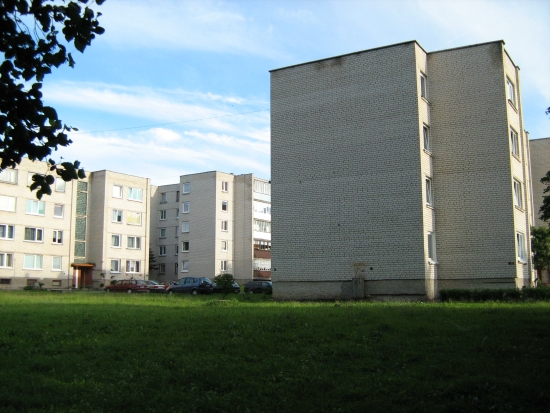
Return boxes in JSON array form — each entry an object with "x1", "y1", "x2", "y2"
[{"x1": 0, "y1": 292, "x2": 549, "y2": 413}]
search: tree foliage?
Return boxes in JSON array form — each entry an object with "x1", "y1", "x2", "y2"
[
  {"x1": 214, "y1": 273, "x2": 236, "y2": 297},
  {"x1": 540, "y1": 171, "x2": 550, "y2": 227},
  {"x1": 531, "y1": 226, "x2": 550, "y2": 281},
  {"x1": 0, "y1": 0, "x2": 105, "y2": 198},
  {"x1": 148, "y1": 248, "x2": 159, "y2": 271}
]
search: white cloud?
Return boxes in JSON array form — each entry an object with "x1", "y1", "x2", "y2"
[
  {"x1": 98, "y1": 0, "x2": 288, "y2": 60},
  {"x1": 183, "y1": 130, "x2": 269, "y2": 154}
]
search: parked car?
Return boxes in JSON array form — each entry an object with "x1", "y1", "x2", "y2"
[
  {"x1": 104, "y1": 280, "x2": 149, "y2": 293},
  {"x1": 212, "y1": 281, "x2": 241, "y2": 294},
  {"x1": 145, "y1": 280, "x2": 166, "y2": 293},
  {"x1": 166, "y1": 277, "x2": 214, "y2": 295},
  {"x1": 244, "y1": 281, "x2": 272, "y2": 294}
]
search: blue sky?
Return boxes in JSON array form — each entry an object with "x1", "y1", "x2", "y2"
[{"x1": 43, "y1": 0, "x2": 550, "y2": 185}]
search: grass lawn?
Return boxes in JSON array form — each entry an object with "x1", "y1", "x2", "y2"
[{"x1": 0, "y1": 292, "x2": 548, "y2": 413}]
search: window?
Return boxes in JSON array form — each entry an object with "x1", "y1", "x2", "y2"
[
  {"x1": 26, "y1": 200, "x2": 45, "y2": 215},
  {"x1": 425, "y1": 178, "x2": 434, "y2": 206},
  {"x1": 221, "y1": 241, "x2": 228, "y2": 251},
  {"x1": 182, "y1": 241, "x2": 189, "y2": 252},
  {"x1": 27, "y1": 172, "x2": 43, "y2": 186},
  {"x1": 221, "y1": 201, "x2": 228, "y2": 212},
  {"x1": 127, "y1": 236, "x2": 141, "y2": 249},
  {"x1": 159, "y1": 264, "x2": 166, "y2": 274},
  {"x1": 221, "y1": 181, "x2": 228, "y2": 192},
  {"x1": 182, "y1": 222, "x2": 189, "y2": 233},
  {"x1": 24, "y1": 227, "x2": 43, "y2": 242},
  {"x1": 161, "y1": 193, "x2": 167, "y2": 203},
  {"x1": 55, "y1": 178, "x2": 65, "y2": 192},
  {"x1": 0, "y1": 224, "x2": 14, "y2": 239},
  {"x1": 254, "y1": 180, "x2": 271, "y2": 195},
  {"x1": 507, "y1": 77, "x2": 516, "y2": 106},
  {"x1": 160, "y1": 210, "x2": 167, "y2": 220},
  {"x1": 127, "y1": 211, "x2": 142, "y2": 225},
  {"x1": 0, "y1": 169, "x2": 17, "y2": 184},
  {"x1": 428, "y1": 232, "x2": 437, "y2": 262},
  {"x1": 0, "y1": 253, "x2": 13, "y2": 268},
  {"x1": 221, "y1": 221, "x2": 228, "y2": 231},
  {"x1": 176, "y1": 209, "x2": 179, "y2": 218},
  {"x1": 0, "y1": 195, "x2": 16, "y2": 212},
  {"x1": 423, "y1": 125, "x2": 431, "y2": 152},
  {"x1": 112, "y1": 209, "x2": 123, "y2": 223},
  {"x1": 54, "y1": 204, "x2": 64, "y2": 218},
  {"x1": 176, "y1": 191, "x2": 180, "y2": 202},
  {"x1": 111, "y1": 234, "x2": 121, "y2": 247},
  {"x1": 182, "y1": 202, "x2": 190, "y2": 213},
  {"x1": 253, "y1": 201, "x2": 271, "y2": 215},
  {"x1": 221, "y1": 260, "x2": 228, "y2": 271},
  {"x1": 510, "y1": 128, "x2": 519, "y2": 158},
  {"x1": 183, "y1": 182, "x2": 190, "y2": 194},
  {"x1": 420, "y1": 72, "x2": 427, "y2": 99},
  {"x1": 0, "y1": 278, "x2": 11, "y2": 285},
  {"x1": 159, "y1": 228, "x2": 167, "y2": 238},
  {"x1": 174, "y1": 263, "x2": 179, "y2": 274},
  {"x1": 175, "y1": 226, "x2": 179, "y2": 238},
  {"x1": 128, "y1": 187, "x2": 142, "y2": 201},
  {"x1": 516, "y1": 232, "x2": 526, "y2": 262},
  {"x1": 52, "y1": 230, "x2": 63, "y2": 244},
  {"x1": 175, "y1": 244, "x2": 179, "y2": 255},
  {"x1": 254, "y1": 220, "x2": 271, "y2": 233},
  {"x1": 126, "y1": 260, "x2": 141, "y2": 273},
  {"x1": 52, "y1": 256, "x2": 62, "y2": 271},
  {"x1": 23, "y1": 254, "x2": 42, "y2": 270},
  {"x1": 159, "y1": 246, "x2": 166, "y2": 256},
  {"x1": 110, "y1": 260, "x2": 120, "y2": 273},
  {"x1": 112, "y1": 185, "x2": 122, "y2": 198},
  {"x1": 254, "y1": 240, "x2": 271, "y2": 250},
  {"x1": 513, "y1": 179, "x2": 523, "y2": 209},
  {"x1": 52, "y1": 280, "x2": 62, "y2": 287},
  {"x1": 181, "y1": 260, "x2": 189, "y2": 272}
]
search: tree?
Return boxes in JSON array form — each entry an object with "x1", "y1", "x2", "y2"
[
  {"x1": 531, "y1": 226, "x2": 550, "y2": 283},
  {"x1": 213, "y1": 273, "x2": 236, "y2": 298},
  {"x1": 1, "y1": 0, "x2": 105, "y2": 198},
  {"x1": 149, "y1": 248, "x2": 159, "y2": 271},
  {"x1": 540, "y1": 171, "x2": 550, "y2": 227}
]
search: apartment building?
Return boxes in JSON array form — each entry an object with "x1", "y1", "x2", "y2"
[
  {"x1": 0, "y1": 158, "x2": 151, "y2": 289},
  {"x1": 270, "y1": 40, "x2": 533, "y2": 300},
  {"x1": 150, "y1": 172, "x2": 271, "y2": 284},
  {"x1": 530, "y1": 138, "x2": 550, "y2": 228}
]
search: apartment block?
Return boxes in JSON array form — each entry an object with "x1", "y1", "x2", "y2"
[
  {"x1": 150, "y1": 172, "x2": 271, "y2": 284},
  {"x1": 0, "y1": 158, "x2": 151, "y2": 289},
  {"x1": 529, "y1": 137, "x2": 550, "y2": 228},
  {"x1": 270, "y1": 40, "x2": 533, "y2": 300}
]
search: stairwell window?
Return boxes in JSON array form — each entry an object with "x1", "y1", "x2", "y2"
[
  {"x1": 221, "y1": 260, "x2": 228, "y2": 271},
  {"x1": 182, "y1": 202, "x2": 190, "y2": 213},
  {"x1": 510, "y1": 128, "x2": 519, "y2": 158},
  {"x1": 425, "y1": 178, "x2": 434, "y2": 207},
  {"x1": 420, "y1": 72, "x2": 428, "y2": 99},
  {"x1": 513, "y1": 179, "x2": 523, "y2": 209},
  {"x1": 507, "y1": 77, "x2": 516, "y2": 106},
  {"x1": 423, "y1": 125, "x2": 431, "y2": 152},
  {"x1": 428, "y1": 232, "x2": 437, "y2": 262},
  {"x1": 221, "y1": 241, "x2": 228, "y2": 251},
  {"x1": 516, "y1": 232, "x2": 526, "y2": 262}
]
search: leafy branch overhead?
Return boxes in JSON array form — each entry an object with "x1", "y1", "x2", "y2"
[
  {"x1": 540, "y1": 171, "x2": 550, "y2": 227},
  {"x1": 0, "y1": 0, "x2": 105, "y2": 198}
]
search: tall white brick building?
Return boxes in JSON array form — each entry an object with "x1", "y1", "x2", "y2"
[
  {"x1": 0, "y1": 158, "x2": 151, "y2": 289},
  {"x1": 270, "y1": 40, "x2": 533, "y2": 300},
  {"x1": 150, "y1": 172, "x2": 271, "y2": 284}
]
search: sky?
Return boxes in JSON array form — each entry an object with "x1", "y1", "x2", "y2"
[{"x1": 41, "y1": 0, "x2": 550, "y2": 186}]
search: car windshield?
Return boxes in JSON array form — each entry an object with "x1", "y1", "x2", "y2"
[
  {"x1": 148, "y1": 281, "x2": 159, "y2": 285},
  {"x1": 202, "y1": 278, "x2": 212, "y2": 283}
]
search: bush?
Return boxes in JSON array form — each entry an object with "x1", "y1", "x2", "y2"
[{"x1": 439, "y1": 287, "x2": 550, "y2": 303}]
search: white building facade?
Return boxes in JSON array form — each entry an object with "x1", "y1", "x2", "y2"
[
  {"x1": 270, "y1": 40, "x2": 533, "y2": 300},
  {"x1": 0, "y1": 158, "x2": 151, "y2": 289},
  {"x1": 150, "y1": 172, "x2": 271, "y2": 284}
]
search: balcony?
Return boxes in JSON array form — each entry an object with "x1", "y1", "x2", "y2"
[
  {"x1": 253, "y1": 270, "x2": 271, "y2": 280},
  {"x1": 254, "y1": 249, "x2": 271, "y2": 259}
]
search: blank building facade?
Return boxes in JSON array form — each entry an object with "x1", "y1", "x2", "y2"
[{"x1": 271, "y1": 40, "x2": 533, "y2": 300}]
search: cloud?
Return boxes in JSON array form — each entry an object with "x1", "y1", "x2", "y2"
[
  {"x1": 183, "y1": 130, "x2": 269, "y2": 154},
  {"x1": 98, "y1": 0, "x2": 288, "y2": 60}
]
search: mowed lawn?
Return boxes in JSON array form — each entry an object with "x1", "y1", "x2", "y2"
[{"x1": 0, "y1": 292, "x2": 548, "y2": 413}]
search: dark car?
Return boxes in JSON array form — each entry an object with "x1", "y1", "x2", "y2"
[
  {"x1": 145, "y1": 280, "x2": 166, "y2": 293},
  {"x1": 166, "y1": 277, "x2": 214, "y2": 295},
  {"x1": 244, "y1": 281, "x2": 272, "y2": 294},
  {"x1": 104, "y1": 280, "x2": 149, "y2": 293},
  {"x1": 212, "y1": 281, "x2": 240, "y2": 294}
]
